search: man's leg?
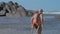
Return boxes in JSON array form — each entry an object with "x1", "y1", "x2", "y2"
[{"x1": 36, "y1": 26, "x2": 42, "y2": 34}]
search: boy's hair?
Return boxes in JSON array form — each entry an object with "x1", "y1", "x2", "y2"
[{"x1": 34, "y1": 10, "x2": 38, "y2": 14}]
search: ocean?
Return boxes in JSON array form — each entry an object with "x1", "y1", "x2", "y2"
[{"x1": 0, "y1": 16, "x2": 60, "y2": 34}]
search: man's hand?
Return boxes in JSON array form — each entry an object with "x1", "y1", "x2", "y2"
[{"x1": 41, "y1": 24, "x2": 44, "y2": 29}]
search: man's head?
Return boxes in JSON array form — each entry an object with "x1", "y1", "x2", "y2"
[{"x1": 39, "y1": 9, "x2": 43, "y2": 14}]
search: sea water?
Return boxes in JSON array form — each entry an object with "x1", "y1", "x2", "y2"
[{"x1": 0, "y1": 16, "x2": 60, "y2": 34}]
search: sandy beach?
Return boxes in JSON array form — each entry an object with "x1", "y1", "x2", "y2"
[{"x1": 0, "y1": 16, "x2": 60, "y2": 34}]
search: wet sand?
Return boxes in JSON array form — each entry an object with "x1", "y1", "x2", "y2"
[{"x1": 0, "y1": 16, "x2": 60, "y2": 34}]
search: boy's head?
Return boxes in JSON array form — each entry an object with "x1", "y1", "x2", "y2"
[{"x1": 34, "y1": 10, "x2": 39, "y2": 14}]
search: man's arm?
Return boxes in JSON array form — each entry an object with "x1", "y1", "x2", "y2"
[{"x1": 40, "y1": 14, "x2": 44, "y2": 25}]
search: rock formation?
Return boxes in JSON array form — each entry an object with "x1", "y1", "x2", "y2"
[{"x1": 0, "y1": 1, "x2": 34, "y2": 17}]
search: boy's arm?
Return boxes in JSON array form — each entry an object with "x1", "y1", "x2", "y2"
[{"x1": 31, "y1": 16, "x2": 34, "y2": 33}]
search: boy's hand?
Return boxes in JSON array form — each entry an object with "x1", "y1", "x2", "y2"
[{"x1": 31, "y1": 26, "x2": 34, "y2": 34}]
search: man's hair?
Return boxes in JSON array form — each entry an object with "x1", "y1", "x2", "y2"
[{"x1": 40, "y1": 9, "x2": 43, "y2": 12}]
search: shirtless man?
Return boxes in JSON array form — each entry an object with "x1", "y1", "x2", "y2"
[{"x1": 31, "y1": 9, "x2": 44, "y2": 34}]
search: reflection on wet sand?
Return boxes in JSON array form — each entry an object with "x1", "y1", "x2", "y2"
[{"x1": 0, "y1": 16, "x2": 60, "y2": 34}]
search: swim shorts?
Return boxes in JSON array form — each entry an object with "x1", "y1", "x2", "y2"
[{"x1": 34, "y1": 24, "x2": 38, "y2": 29}]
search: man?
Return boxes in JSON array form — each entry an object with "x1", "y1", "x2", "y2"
[{"x1": 31, "y1": 9, "x2": 44, "y2": 34}]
